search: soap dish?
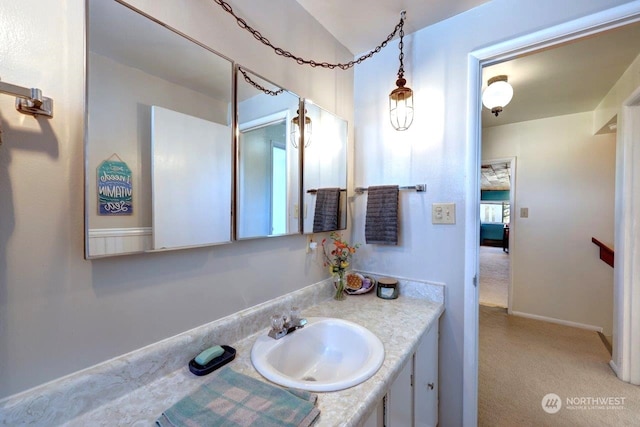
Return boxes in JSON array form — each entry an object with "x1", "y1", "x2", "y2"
[{"x1": 189, "y1": 345, "x2": 236, "y2": 376}]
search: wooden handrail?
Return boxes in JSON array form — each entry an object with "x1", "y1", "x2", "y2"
[{"x1": 592, "y1": 237, "x2": 614, "y2": 268}]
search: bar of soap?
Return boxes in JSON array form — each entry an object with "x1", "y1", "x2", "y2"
[{"x1": 195, "y1": 345, "x2": 224, "y2": 366}]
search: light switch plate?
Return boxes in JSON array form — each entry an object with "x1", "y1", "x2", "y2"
[
  {"x1": 520, "y1": 207, "x2": 529, "y2": 218},
  {"x1": 432, "y1": 203, "x2": 456, "y2": 224}
]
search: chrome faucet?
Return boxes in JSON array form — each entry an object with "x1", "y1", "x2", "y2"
[{"x1": 268, "y1": 307, "x2": 307, "y2": 340}]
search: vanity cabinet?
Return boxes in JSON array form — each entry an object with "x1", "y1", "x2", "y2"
[
  {"x1": 363, "y1": 322, "x2": 439, "y2": 427},
  {"x1": 414, "y1": 322, "x2": 439, "y2": 426}
]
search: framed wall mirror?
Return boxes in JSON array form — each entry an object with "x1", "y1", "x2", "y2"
[
  {"x1": 85, "y1": 0, "x2": 234, "y2": 258},
  {"x1": 236, "y1": 67, "x2": 301, "y2": 239},
  {"x1": 302, "y1": 101, "x2": 348, "y2": 234}
]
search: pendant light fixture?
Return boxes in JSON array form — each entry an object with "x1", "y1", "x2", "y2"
[
  {"x1": 482, "y1": 75, "x2": 513, "y2": 117},
  {"x1": 291, "y1": 109, "x2": 312, "y2": 149},
  {"x1": 215, "y1": 1, "x2": 413, "y2": 130},
  {"x1": 389, "y1": 11, "x2": 413, "y2": 131}
]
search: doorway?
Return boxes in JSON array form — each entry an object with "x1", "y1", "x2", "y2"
[
  {"x1": 479, "y1": 159, "x2": 513, "y2": 310},
  {"x1": 465, "y1": 5, "x2": 640, "y2": 425}
]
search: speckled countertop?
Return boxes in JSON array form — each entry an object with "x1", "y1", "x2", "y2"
[{"x1": 0, "y1": 274, "x2": 444, "y2": 426}]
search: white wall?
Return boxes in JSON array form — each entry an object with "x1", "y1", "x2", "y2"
[
  {"x1": 0, "y1": 0, "x2": 352, "y2": 399},
  {"x1": 594, "y1": 52, "x2": 640, "y2": 133},
  {"x1": 483, "y1": 112, "x2": 616, "y2": 334},
  {"x1": 353, "y1": 0, "x2": 633, "y2": 425}
]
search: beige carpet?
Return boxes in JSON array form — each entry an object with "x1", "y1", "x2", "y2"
[
  {"x1": 479, "y1": 306, "x2": 640, "y2": 426},
  {"x1": 479, "y1": 245, "x2": 509, "y2": 308}
]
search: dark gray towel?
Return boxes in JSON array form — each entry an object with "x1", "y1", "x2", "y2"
[
  {"x1": 365, "y1": 185, "x2": 399, "y2": 245},
  {"x1": 313, "y1": 188, "x2": 340, "y2": 233}
]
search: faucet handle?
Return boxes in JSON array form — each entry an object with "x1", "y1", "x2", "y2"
[
  {"x1": 289, "y1": 306, "x2": 300, "y2": 324},
  {"x1": 270, "y1": 313, "x2": 285, "y2": 332},
  {"x1": 288, "y1": 307, "x2": 307, "y2": 328},
  {"x1": 269, "y1": 313, "x2": 289, "y2": 340}
]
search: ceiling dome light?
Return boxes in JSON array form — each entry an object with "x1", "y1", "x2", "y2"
[{"x1": 482, "y1": 75, "x2": 513, "y2": 117}]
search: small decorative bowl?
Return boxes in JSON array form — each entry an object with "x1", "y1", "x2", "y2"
[{"x1": 345, "y1": 274, "x2": 376, "y2": 295}]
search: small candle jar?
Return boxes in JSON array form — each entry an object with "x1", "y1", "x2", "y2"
[{"x1": 376, "y1": 277, "x2": 399, "y2": 299}]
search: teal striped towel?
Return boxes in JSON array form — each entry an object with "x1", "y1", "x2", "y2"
[{"x1": 156, "y1": 366, "x2": 320, "y2": 427}]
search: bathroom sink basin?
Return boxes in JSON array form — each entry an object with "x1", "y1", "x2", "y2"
[{"x1": 251, "y1": 317, "x2": 384, "y2": 392}]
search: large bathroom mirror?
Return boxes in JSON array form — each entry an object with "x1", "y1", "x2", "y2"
[
  {"x1": 85, "y1": 0, "x2": 233, "y2": 258},
  {"x1": 236, "y1": 67, "x2": 301, "y2": 239},
  {"x1": 302, "y1": 101, "x2": 348, "y2": 234}
]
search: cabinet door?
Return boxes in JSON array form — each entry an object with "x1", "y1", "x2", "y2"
[
  {"x1": 386, "y1": 357, "x2": 413, "y2": 426},
  {"x1": 414, "y1": 323, "x2": 439, "y2": 427},
  {"x1": 362, "y1": 399, "x2": 384, "y2": 427}
]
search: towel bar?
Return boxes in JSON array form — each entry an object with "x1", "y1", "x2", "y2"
[
  {"x1": 355, "y1": 184, "x2": 426, "y2": 195},
  {"x1": 306, "y1": 188, "x2": 347, "y2": 194},
  {"x1": 0, "y1": 79, "x2": 53, "y2": 117}
]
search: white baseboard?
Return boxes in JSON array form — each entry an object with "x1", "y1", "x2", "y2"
[
  {"x1": 88, "y1": 227, "x2": 152, "y2": 256},
  {"x1": 609, "y1": 360, "x2": 620, "y2": 376},
  {"x1": 510, "y1": 310, "x2": 603, "y2": 333}
]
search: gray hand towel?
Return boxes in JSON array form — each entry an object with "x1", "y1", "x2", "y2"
[
  {"x1": 365, "y1": 185, "x2": 399, "y2": 245},
  {"x1": 313, "y1": 187, "x2": 341, "y2": 233}
]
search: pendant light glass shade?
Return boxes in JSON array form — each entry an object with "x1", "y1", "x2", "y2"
[
  {"x1": 389, "y1": 78, "x2": 414, "y2": 131},
  {"x1": 389, "y1": 11, "x2": 413, "y2": 131},
  {"x1": 482, "y1": 75, "x2": 513, "y2": 116},
  {"x1": 290, "y1": 110, "x2": 312, "y2": 148}
]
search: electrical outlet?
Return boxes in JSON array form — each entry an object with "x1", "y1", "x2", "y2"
[
  {"x1": 432, "y1": 203, "x2": 456, "y2": 224},
  {"x1": 306, "y1": 234, "x2": 317, "y2": 254}
]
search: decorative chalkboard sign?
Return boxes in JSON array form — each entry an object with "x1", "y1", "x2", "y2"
[{"x1": 97, "y1": 154, "x2": 133, "y2": 215}]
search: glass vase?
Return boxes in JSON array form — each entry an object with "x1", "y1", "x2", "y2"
[{"x1": 334, "y1": 271, "x2": 347, "y2": 301}]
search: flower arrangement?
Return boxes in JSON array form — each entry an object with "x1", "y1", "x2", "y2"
[{"x1": 322, "y1": 232, "x2": 360, "y2": 300}]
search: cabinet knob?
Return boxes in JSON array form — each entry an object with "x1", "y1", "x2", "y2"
[{"x1": 427, "y1": 382, "x2": 434, "y2": 390}]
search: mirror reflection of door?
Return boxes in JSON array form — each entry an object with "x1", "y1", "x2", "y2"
[
  {"x1": 271, "y1": 141, "x2": 287, "y2": 235},
  {"x1": 238, "y1": 117, "x2": 287, "y2": 238},
  {"x1": 236, "y1": 67, "x2": 301, "y2": 239}
]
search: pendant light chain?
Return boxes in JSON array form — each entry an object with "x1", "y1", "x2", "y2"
[
  {"x1": 397, "y1": 11, "x2": 406, "y2": 80},
  {"x1": 238, "y1": 66, "x2": 284, "y2": 96},
  {"x1": 213, "y1": 0, "x2": 405, "y2": 70}
]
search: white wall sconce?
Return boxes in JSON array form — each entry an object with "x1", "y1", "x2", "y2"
[{"x1": 482, "y1": 75, "x2": 513, "y2": 117}]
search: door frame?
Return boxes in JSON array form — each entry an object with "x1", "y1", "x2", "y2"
[
  {"x1": 613, "y1": 85, "x2": 640, "y2": 383},
  {"x1": 464, "y1": 2, "x2": 640, "y2": 425}
]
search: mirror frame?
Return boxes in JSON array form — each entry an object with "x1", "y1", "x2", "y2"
[
  {"x1": 84, "y1": 0, "x2": 235, "y2": 258},
  {"x1": 234, "y1": 65, "x2": 304, "y2": 240},
  {"x1": 84, "y1": 1, "x2": 351, "y2": 258}
]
